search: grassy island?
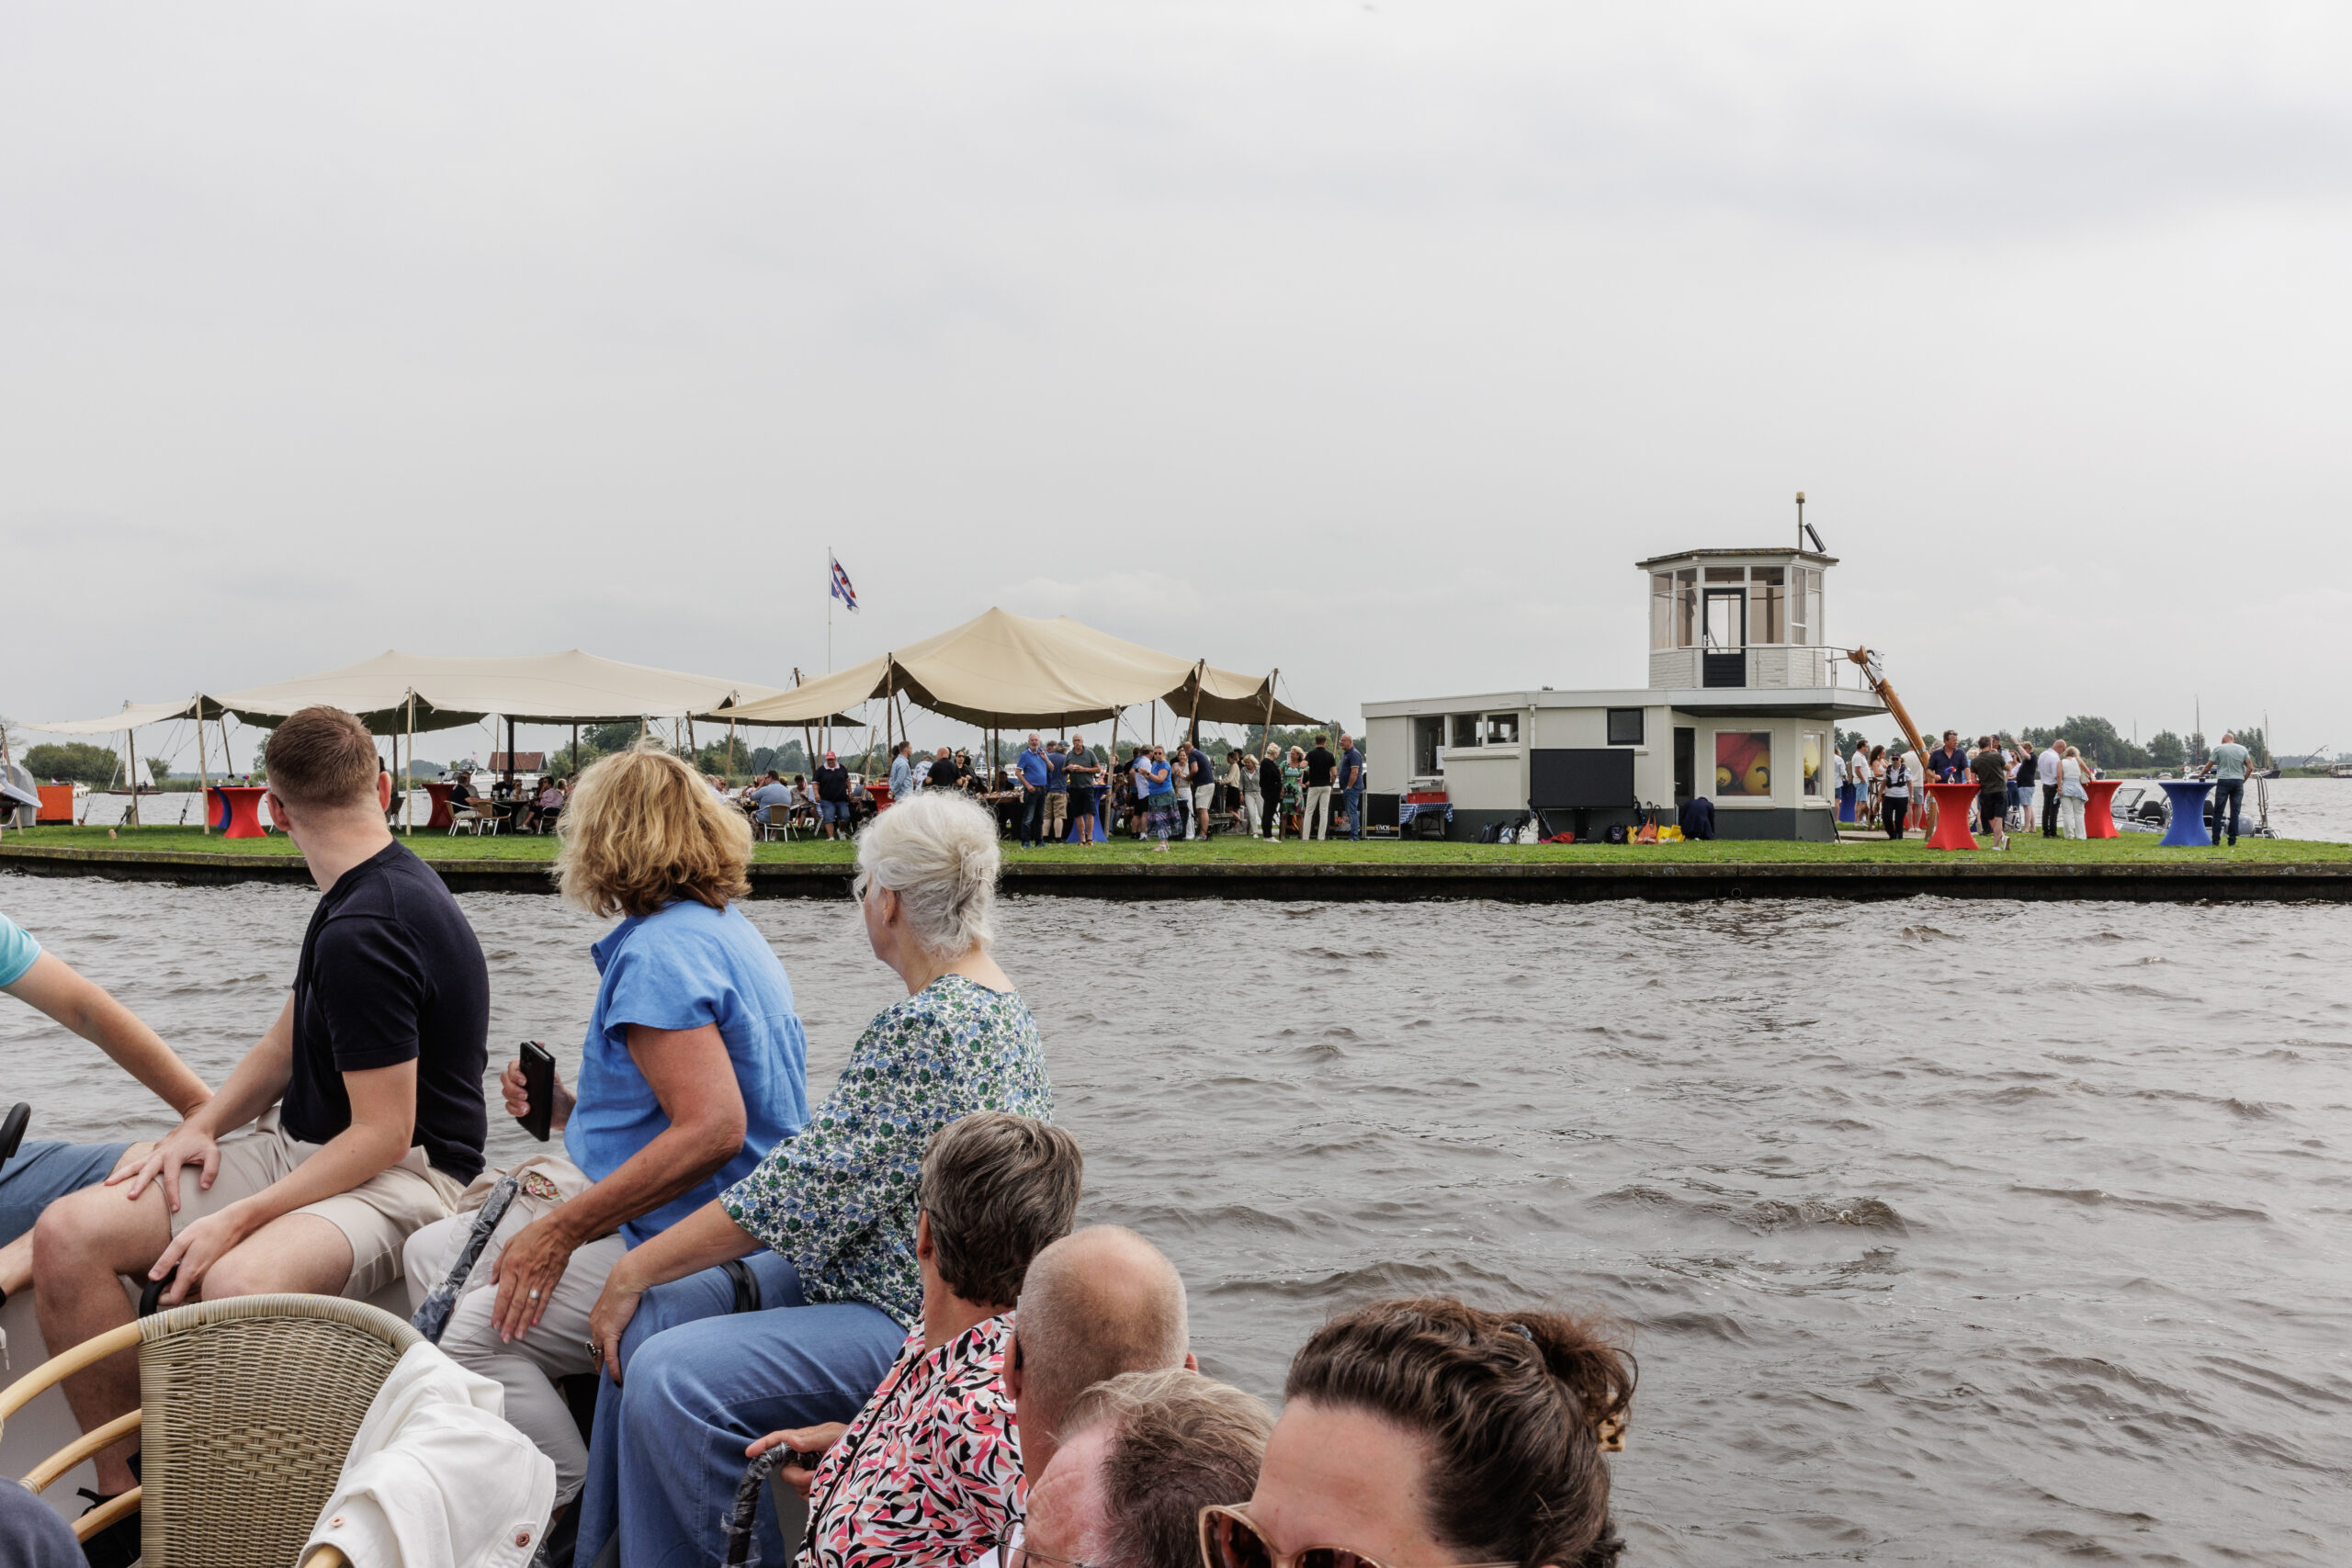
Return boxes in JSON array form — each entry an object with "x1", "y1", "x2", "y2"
[{"x1": 6, "y1": 824, "x2": 2347, "y2": 867}]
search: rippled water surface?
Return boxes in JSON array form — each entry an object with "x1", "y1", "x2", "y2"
[{"x1": 5, "y1": 873, "x2": 2349, "y2": 1563}]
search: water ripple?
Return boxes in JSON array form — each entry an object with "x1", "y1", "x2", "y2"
[{"x1": 5, "y1": 874, "x2": 2350, "y2": 1562}]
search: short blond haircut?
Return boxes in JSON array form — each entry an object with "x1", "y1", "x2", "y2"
[{"x1": 555, "y1": 744, "x2": 752, "y2": 917}]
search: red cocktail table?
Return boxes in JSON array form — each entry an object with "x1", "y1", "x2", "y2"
[
  {"x1": 2083, "y1": 778, "x2": 2121, "y2": 840},
  {"x1": 1923, "y1": 782, "x2": 1983, "y2": 852},
  {"x1": 208, "y1": 784, "x2": 270, "y2": 840},
  {"x1": 423, "y1": 782, "x2": 456, "y2": 829}
]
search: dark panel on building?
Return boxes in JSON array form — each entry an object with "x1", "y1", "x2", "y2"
[{"x1": 1530, "y1": 749, "x2": 1635, "y2": 810}]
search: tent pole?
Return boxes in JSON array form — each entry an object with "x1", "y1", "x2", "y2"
[
  {"x1": 196, "y1": 699, "x2": 210, "y2": 836},
  {"x1": 126, "y1": 708, "x2": 141, "y2": 828},
  {"x1": 1186, "y1": 660, "x2": 1204, "y2": 748},
  {"x1": 728, "y1": 718, "x2": 737, "y2": 779},
  {"x1": 571, "y1": 723, "x2": 579, "y2": 775},
  {"x1": 793, "y1": 667, "x2": 811, "y2": 778},
  {"x1": 404, "y1": 693, "x2": 415, "y2": 835}
]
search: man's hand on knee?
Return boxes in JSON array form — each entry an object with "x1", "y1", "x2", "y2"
[{"x1": 110, "y1": 1122, "x2": 221, "y2": 1211}]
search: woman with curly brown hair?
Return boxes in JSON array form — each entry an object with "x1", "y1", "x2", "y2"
[
  {"x1": 1202, "y1": 1297, "x2": 1636, "y2": 1568},
  {"x1": 401, "y1": 742, "x2": 811, "y2": 1521}
]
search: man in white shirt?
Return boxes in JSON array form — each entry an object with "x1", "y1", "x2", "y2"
[
  {"x1": 2201, "y1": 731, "x2": 2254, "y2": 846},
  {"x1": 1826, "y1": 743, "x2": 1848, "y2": 823},
  {"x1": 2038, "y1": 738, "x2": 2066, "y2": 839}
]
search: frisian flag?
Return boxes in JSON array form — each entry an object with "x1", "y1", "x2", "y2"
[{"x1": 830, "y1": 552, "x2": 859, "y2": 613}]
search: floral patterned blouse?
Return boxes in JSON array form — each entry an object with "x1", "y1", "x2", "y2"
[
  {"x1": 720, "y1": 974, "x2": 1052, "y2": 1328},
  {"x1": 798, "y1": 1318, "x2": 1022, "y2": 1568}
]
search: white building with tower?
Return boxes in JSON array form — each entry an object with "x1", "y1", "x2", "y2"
[{"x1": 1359, "y1": 544, "x2": 1885, "y2": 840}]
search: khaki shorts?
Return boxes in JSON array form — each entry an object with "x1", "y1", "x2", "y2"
[{"x1": 168, "y1": 1109, "x2": 466, "y2": 1301}]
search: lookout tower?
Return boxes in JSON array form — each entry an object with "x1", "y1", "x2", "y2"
[
  {"x1": 1358, "y1": 538, "x2": 1884, "y2": 842},
  {"x1": 1640, "y1": 547, "x2": 1836, "y2": 691}
]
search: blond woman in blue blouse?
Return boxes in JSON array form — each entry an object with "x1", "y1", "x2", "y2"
[{"x1": 575, "y1": 790, "x2": 1055, "y2": 1568}]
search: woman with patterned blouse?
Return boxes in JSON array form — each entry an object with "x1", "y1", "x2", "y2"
[
  {"x1": 575, "y1": 790, "x2": 1055, "y2": 1568},
  {"x1": 753, "y1": 1111, "x2": 1080, "y2": 1568}
]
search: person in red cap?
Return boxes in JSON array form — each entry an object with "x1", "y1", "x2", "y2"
[{"x1": 812, "y1": 750, "x2": 854, "y2": 839}]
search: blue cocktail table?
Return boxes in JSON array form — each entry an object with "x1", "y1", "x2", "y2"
[{"x1": 2157, "y1": 779, "x2": 2215, "y2": 847}]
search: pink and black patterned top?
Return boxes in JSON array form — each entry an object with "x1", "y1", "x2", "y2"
[{"x1": 798, "y1": 1318, "x2": 1023, "y2": 1568}]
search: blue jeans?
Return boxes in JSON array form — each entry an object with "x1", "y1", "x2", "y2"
[
  {"x1": 574, "y1": 1252, "x2": 903, "y2": 1568},
  {"x1": 1343, "y1": 786, "x2": 1363, "y2": 840},
  {"x1": 2211, "y1": 779, "x2": 2245, "y2": 843},
  {"x1": 1019, "y1": 787, "x2": 1045, "y2": 847},
  {"x1": 0, "y1": 1141, "x2": 130, "y2": 1246}
]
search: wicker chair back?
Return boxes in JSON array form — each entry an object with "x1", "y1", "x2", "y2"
[{"x1": 138, "y1": 1294, "x2": 421, "y2": 1568}]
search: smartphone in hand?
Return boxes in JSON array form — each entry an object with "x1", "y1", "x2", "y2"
[{"x1": 517, "y1": 1040, "x2": 556, "y2": 1142}]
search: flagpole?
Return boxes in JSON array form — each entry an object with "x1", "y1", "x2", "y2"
[{"x1": 824, "y1": 547, "x2": 833, "y2": 764}]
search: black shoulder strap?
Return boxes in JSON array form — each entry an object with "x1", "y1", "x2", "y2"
[{"x1": 720, "y1": 1257, "x2": 763, "y2": 1315}]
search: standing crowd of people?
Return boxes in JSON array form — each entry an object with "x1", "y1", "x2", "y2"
[
  {"x1": 0, "y1": 704, "x2": 1633, "y2": 1568},
  {"x1": 1832, "y1": 729, "x2": 2110, "y2": 846}
]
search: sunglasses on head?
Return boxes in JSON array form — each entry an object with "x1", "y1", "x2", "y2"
[{"x1": 1198, "y1": 1506, "x2": 1517, "y2": 1568}]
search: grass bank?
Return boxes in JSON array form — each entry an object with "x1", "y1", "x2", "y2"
[{"x1": 11, "y1": 824, "x2": 2348, "y2": 866}]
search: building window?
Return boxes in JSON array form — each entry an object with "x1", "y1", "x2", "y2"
[
  {"x1": 1806, "y1": 570, "x2": 1824, "y2": 648},
  {"x1": 1803, "y1": 731, "x2": 1824, "y2": 796},
  {"x1": 1748, "y1": 566, "x2": 1785, "y2": 645},
  {"x1": 1450, "y1": 714, "x2": 1481, "y2": 749},
  {"x1": 1484, "y1": 713, "x2": 1521, "y2": 747},
  {"x1": 1412, "y1": 716, "x2": 1443, "y2": 776},
  {"x1": 1607, "y1": 708, "x2": 1645, "y2": 746},
  {"x1": 1676, "y1": 570, "x2": 1697, "y2": 647},
  {"x1": 1651, "y1": 573, "x2": 1673, "y2": 651},
  {"x1": 1790, "y1": 568, "x2": 1811, "y2": 646},
  {"x1": 1704, "y1": 566, "x2": 1745, "y2": 583},
  {"x1": 1714, "y1": 731, "x2": 1772, "y2": 797}
]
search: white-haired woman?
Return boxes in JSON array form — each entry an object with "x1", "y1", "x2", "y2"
[{"x1": 576, "y1": 789, "x2": 1054, "y2": 1568}]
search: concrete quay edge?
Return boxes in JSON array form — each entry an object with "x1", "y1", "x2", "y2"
[{"x1": 5, "y1": 841, "x2": 2348, "y2": 903}]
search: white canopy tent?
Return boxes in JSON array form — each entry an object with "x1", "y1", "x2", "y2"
[
  {"x1": 17, "y1": 700, "x2": 215, "y2": 829},
  {"x1": 20, "y1": 650, "x2": 790, "y2": 832},
  {"x1": 200, "y1": 649, "x2": 785, "y2": 731}
]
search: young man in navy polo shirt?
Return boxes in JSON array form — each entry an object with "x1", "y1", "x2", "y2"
[{"x1": 35, "y1": 706, "x2": 488, "y2": 1560}]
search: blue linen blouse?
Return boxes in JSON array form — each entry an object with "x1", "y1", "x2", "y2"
[{"x1": 563, "y1": 899, "x2": 810, "y2": 1247}]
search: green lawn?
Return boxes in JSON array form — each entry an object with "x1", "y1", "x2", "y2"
[{"x1": 11, "y1": 824, "x2": 2349, "y2": 866}]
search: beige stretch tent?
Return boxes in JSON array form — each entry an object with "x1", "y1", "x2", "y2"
[{"x1": 714, "y1": 608, "x2": 1317, "y2": 731}]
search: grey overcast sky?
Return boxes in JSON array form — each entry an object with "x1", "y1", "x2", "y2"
[{"x1": 6, "y1": 3, "x2": 2350, "y2": 766}]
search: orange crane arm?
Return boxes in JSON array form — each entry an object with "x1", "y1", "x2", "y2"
[{"x1": 1846, "y1": 648, "x2": 1928, "y2": 761}]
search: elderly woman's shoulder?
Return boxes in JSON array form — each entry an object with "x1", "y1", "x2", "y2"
[{"x1": 863, "y1": 975, "x2": 1036, "y2": 1047}]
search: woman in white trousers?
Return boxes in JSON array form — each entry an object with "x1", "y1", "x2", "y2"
[{"x1": 2059, "y1": 744, "x2": 2090, "y2": 839}]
